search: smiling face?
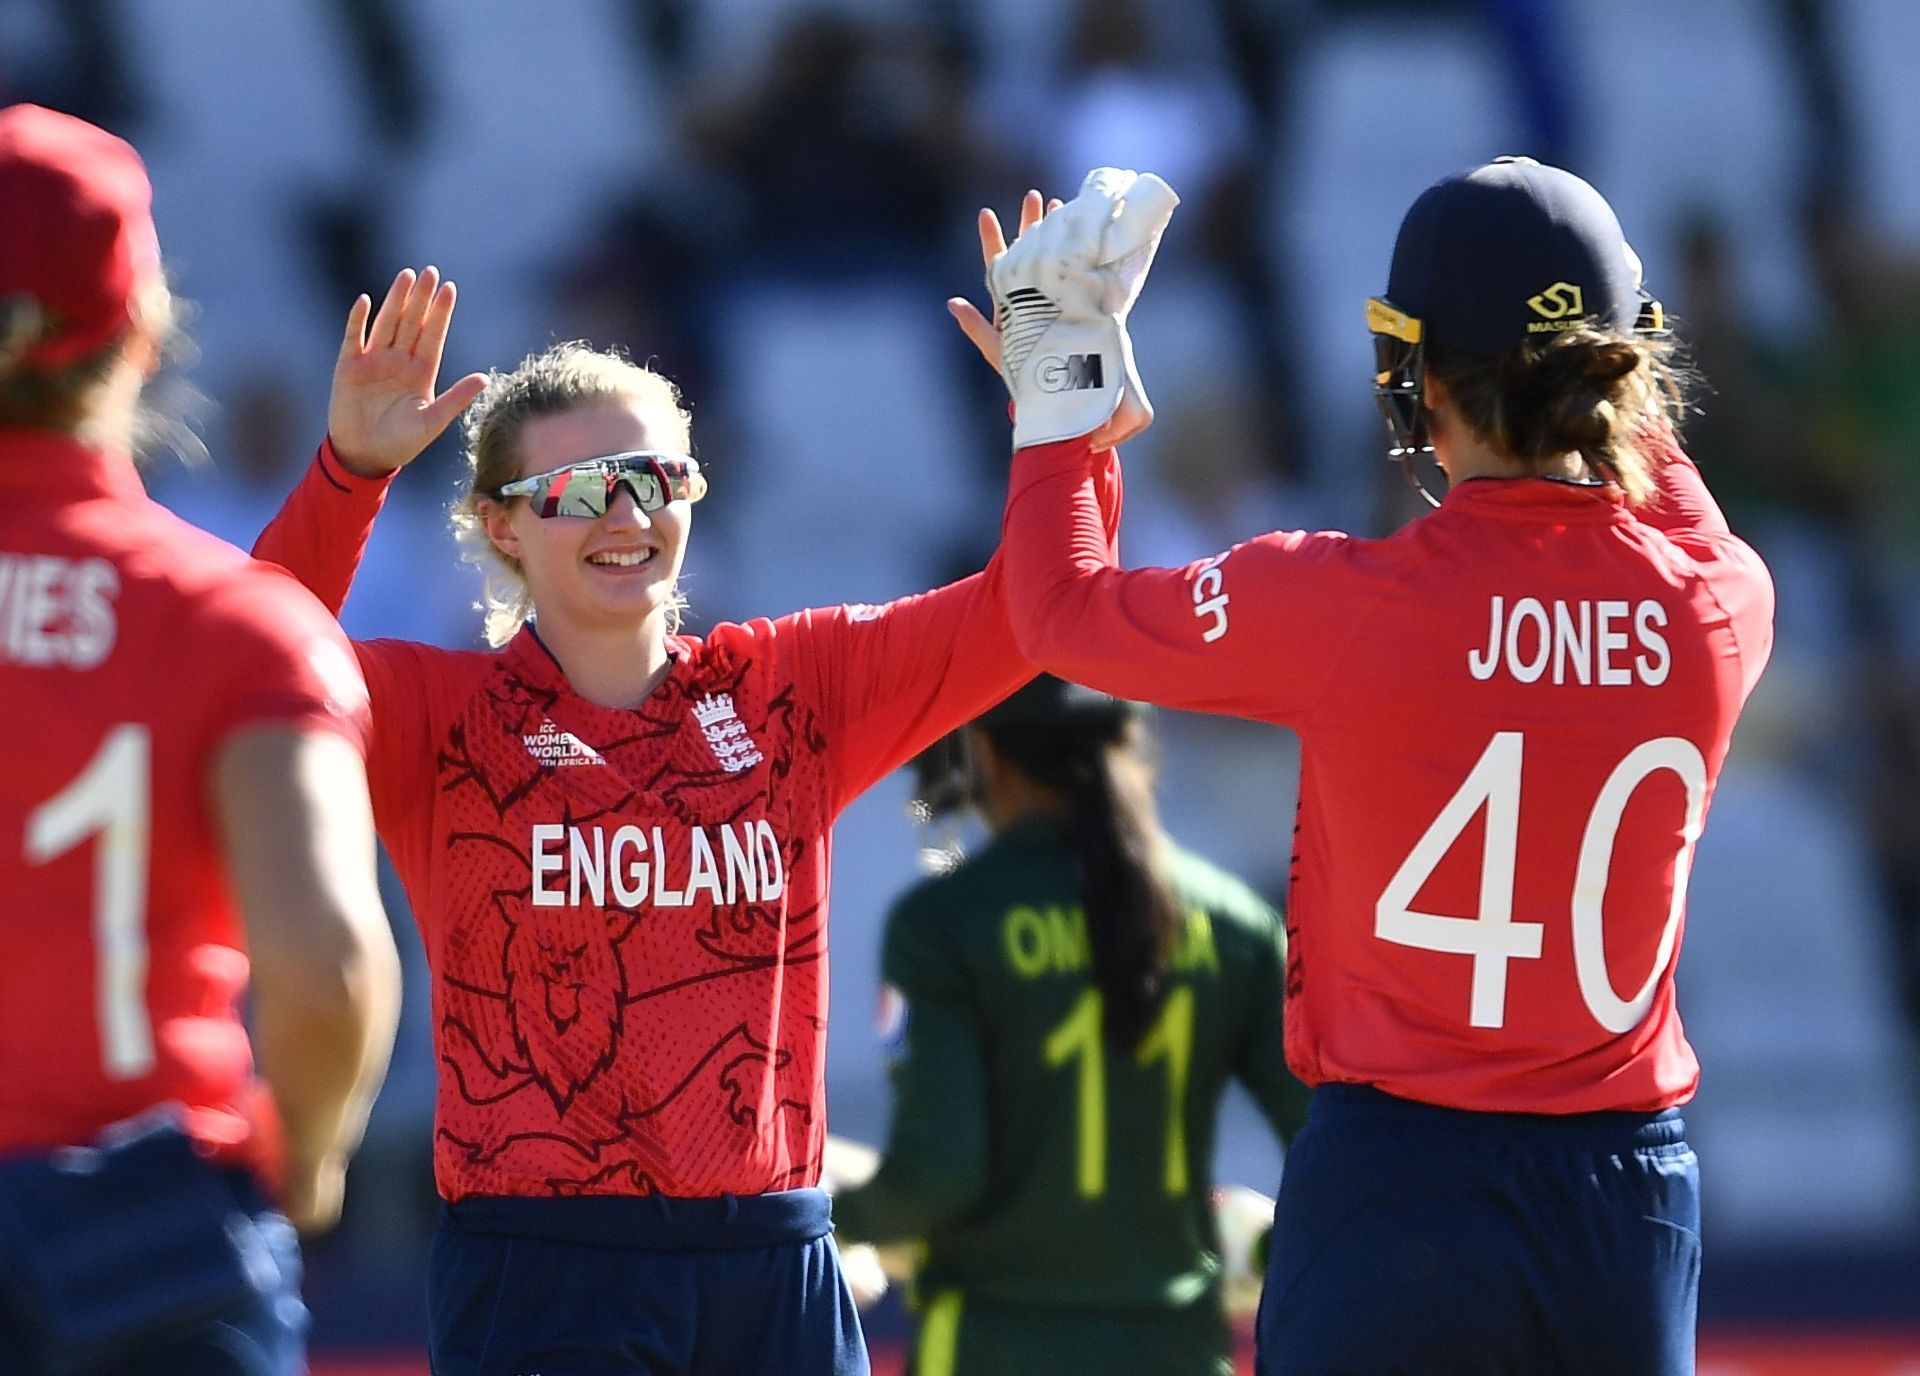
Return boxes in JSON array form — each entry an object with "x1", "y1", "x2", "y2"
[{"x1": 479, "y1": 399, "x2": 694, "y2": 640}]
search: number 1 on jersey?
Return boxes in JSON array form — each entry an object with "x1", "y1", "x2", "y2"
[
  {"x1": 24, "y1": 724, "x2": 155, "y2": 1079},
  {"x1": 1134, "y1": 984, "x2": 1193, "y2": 1195},
  {"x1": 1045, "y1": 985, "x2": 1194, "y2": 1199},
  {"x1": 1045, "y1": 988, "x2": 1107, "y2": 1196}
]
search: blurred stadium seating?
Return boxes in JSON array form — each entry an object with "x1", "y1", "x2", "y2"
[{"x1": 5, "y1": 0, "x2": 1917, "y2": 1361}]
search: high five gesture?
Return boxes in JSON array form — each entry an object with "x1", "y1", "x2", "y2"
[{"x1": 328, "y1": 266, "x2": 487, "y2": 478}]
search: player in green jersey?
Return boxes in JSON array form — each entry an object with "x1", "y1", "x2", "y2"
[{"x1": 831, "y1": 676, "x2": 1307, "y2": 1376}]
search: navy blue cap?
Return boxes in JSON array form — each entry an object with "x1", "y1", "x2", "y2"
[
  {"x1": 978, "y1": 674, "x2": 1140, "y2": 729},
  {"x1": 1384, "y1": 157, "x2": 1643, "y2": 356}
]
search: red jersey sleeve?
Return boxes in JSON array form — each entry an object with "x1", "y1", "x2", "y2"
[
  {"x1": 1637, "y1": 430, "x2": 1732, "y2": 538},
  {"x1": 186, "y1": 569, "x2": 372, "y2": 759},
  {"x1": 248, "y1": 440, "x2": 450, "y2": 868},
  {"x1": 781, "y1": 446, "x2": 1123, "y2": 813},
  {"x1": 1003, "y1": 439, "x2": 1366, "y2": 724},
  {"x1": 346, "y1": 637, "x2": 447, "y2": 875},
  {"x1": 1633, "y1": 435, "x2": 1775, "y2": 696},
  {"x1": 251, "y1": 439, "x2": 395, "y2": 617}
]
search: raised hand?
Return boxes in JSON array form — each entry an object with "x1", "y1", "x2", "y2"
[
  {"x1": 946, "y1": 188, "x2": 1057, "y2": 373},
  {"x1": 951, "y1": 171, "x2": 1176, "y2": 452},
  {"x1": 328, "y1": 266, "x2": 489, "y2": 479}
]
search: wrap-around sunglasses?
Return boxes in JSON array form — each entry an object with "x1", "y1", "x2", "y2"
[{"x1": 491, "y1": 451, "x2": 707, "y2": 519}]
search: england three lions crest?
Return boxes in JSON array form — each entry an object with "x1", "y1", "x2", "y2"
[{"x1": 693, "y1": 693, "x2": 764, "y2": 773}]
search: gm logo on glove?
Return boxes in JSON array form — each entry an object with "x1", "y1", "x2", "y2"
[{"x1": 1036, "y1": 352, "x2": 1105, "y2": 392}]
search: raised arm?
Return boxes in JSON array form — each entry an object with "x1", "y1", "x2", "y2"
[
  {"x1": 773, "y1": 543, "x2": 1047, "y2": 815},
  {"x1": 970, "y1": 171, "x2": 1364, "y2": 723},
  {"x1": 252, "y1": 438, "x2": 393, "y2": 616},
  {"x1": 252, "y1": 267, "x2": 485, "y2": 615},
  {"x1": 1636, "y1": 428, "x2": 1736, "y2": 539},
  {"x1": 753, "y1": 182, "x2": 1160, "y2": 812},
  {"x1": 1000, "y1": 438, "x2": 1361, "y2": 721},
  {"x1": 1636, "y1": 429, "x2": 1775, "y2": 693}
]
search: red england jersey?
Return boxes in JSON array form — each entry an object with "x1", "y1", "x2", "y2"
[
  {"x1": 0, "y1": 432, "x2": 370, "y2": 1171},
  {"x1": 254, "y1": 442, "x2": 1119, "y2": 1200},
  {"x1": 1002, "y1": 434, "x2": 1773, "y2": 1114}
]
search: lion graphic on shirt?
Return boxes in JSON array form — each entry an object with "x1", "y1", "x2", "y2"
[
  {"x1": 502, "y1": 904, "x2": 626, "y2": 1114},
  {"x1": 428, "y1": 651, "x2": 829, "y2": 1192}
]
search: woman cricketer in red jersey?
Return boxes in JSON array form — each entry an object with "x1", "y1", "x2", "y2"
[
  {"x1": 963, "y1": 163, "x2": 1775, "y2": 1374},
  {"x1": 0, "y1": 106, "x2": 401, "y2": 1375},
  {"x1": 248, "y1": 207, "x2": 1133, "y2": 1374}
]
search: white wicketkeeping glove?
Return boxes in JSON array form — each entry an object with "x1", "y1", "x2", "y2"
[{"x1": 989, "y1": 167, "x2": 1180, "y2": 450}]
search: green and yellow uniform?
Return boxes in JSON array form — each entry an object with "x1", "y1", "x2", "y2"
[{"x1": 834, "y1": 817, "x2": 1307, "y2": 1376}]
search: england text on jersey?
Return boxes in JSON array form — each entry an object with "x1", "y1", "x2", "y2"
[
  {"x1": 249, "y1": 439, "x2": 1123, "y2": 1199},
  {"x1": 530, "y1": 821, "x2": 787, "y2": 909}
]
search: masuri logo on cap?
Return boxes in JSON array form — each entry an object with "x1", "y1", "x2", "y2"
[
  {"x1": 1381, "y1": 157, "x2": 1642, "y2": 358},
  {"x1": 0, "y1": 103, "x2": 161, "y2": 373},
  {"x1": 1365, "y1": 157, "x2": 1664, "y2": 481},
  {"x1": 1525, "y1": 281, "x2": 1587, "y2": 328}
]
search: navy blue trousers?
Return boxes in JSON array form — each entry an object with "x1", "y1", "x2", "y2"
[
  {"x1": 0, "y1": 1121, "x2": 305, "y2": 1376},
  {"x1": 429, "y1": 1188, "x2": 868, "y2": 1376},
  {"x1": 1257, "y1": 1084, "x2": 1701, "y2": 1376}
]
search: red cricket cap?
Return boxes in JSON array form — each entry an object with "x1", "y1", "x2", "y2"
[{"x1": 0, "y1": 103, "x2": 162, "y2": 371}]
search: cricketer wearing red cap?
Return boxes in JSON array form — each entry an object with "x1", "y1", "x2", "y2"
[
  {"x1": 0, "y1": 104, "x2": 400, "y2": 1374},
  {"x1": 978, "y1": 160, "x2": 1774, "y2": 1375},
  {"x1": 0, "y1": 104, "x2": 163, "y2": 370}
]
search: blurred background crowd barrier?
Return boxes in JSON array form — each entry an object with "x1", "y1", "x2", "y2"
[{"x1": 5, "y1": 0, "x2": 1917, "y2": 1366}]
